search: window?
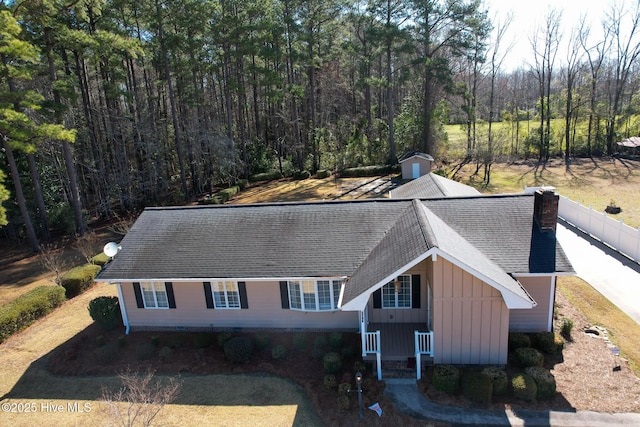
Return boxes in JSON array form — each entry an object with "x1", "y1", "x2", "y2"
[
  {"x1": 382, "y1": 275, "x2": 411, "y2": 309},
  {"x1": 288, "y1": 279, "x2": 343, "y2": 311},
  {"x1": 141, "y1": 282, "x2": 169, "y2": 308},
  {"x1": 211, "y1": 281, "x2": 241, "y2": 309}
]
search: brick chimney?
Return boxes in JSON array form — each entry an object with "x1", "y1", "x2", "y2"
[{"x1": 534, "y1": 187, "x2": 559, "y2": 232}]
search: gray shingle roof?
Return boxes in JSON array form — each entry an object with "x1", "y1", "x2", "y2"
[
  {"x1": 398, "y1": 151, "x2": 435, "y2": 163},
  {"x1": 98, "y1": 195, "x2": 573, "y2": 307},
  {"x1": 389, "y1": 173, "x2": 481, "y2": 199}
]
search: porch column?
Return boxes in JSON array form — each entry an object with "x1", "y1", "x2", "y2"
[{"x1": 359, "y1": 309, "x2": 367, "y2": 357}]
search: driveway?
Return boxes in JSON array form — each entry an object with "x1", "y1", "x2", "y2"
[{"x1": 556, "y1": 221, "x2": 640, "y2": 325}]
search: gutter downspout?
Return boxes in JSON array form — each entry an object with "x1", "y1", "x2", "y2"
[{"x1": 115, "y1": 283, "x2": 130, "y2": 334}]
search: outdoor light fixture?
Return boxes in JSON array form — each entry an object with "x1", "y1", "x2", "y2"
[
  {"x1": 355, "y1": 370, "x2": 363, "y2": 420},
  {"x1": 394, "y1": 278, "x2": 401, "y2": 293}
]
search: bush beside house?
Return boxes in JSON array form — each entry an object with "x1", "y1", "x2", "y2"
[{"x1": 60, "y1": 263, "x2": 101, "y2": 297}]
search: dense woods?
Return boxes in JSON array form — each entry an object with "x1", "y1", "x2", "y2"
[{"x1": 1, "y1": 0, "x2": 639, "y2": 248}]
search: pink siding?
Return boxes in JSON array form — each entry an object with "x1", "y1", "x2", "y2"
[
  {"x1": 431, "y1": 258, "x2": 509, "y2": 365},
  {"x1": 367, "y1": 264, "x2": 429, "y2": 324},
  {"x1": 121, "y1": 281, "x2": 357, "y2": 330},
  {"x1": 510, "y1": 276, "x2": 554, "y2": 332}
]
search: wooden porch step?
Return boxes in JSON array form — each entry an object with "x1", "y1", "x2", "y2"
[{"x1": 378, "y1": 358, "x2": 434, "y2": 379}]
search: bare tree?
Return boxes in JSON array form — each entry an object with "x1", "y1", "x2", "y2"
[
  {"x1": 530, "y1": 8, "x2": 562, "y2": 162},
  {"x1": 72, "y1": 231, "x2": 98, "y2": 263},
  {"x1": 39, "y1": 243, "x2": 67, "y2": 285},
  {"x1": 562, "y1": 23, "x2": 585, "y2": 166},
  {"x1": 101, "y1": 369, "x2": 181, "y2": 427}
]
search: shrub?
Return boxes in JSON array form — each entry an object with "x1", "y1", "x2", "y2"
[
  {"x1": 94, "y1": 341, "x2": 119, "y2": 365},
  {"x1": 194, "y1": 332, "x2": 213, "y2": 349},
  {"x1": 312, "y1": 347, "x2": 325, "y2": 360},
  {"x1": 535, "y1": 332, "x2": 564, "y2": 354},
  {"x1": 512, "y1": 373, "x2": 537, "y2": 402},
  {"x1": 336, "y1": 394, "x2": 350, "y2": 410},
  {"x1": 237, "y1": 179, "x2": 248, "y2": 190},
  {"x1": 159, "y1": 346, "x2": 173, "y2": 362},
  {"x1": 338, "y1": 382, "x2": 351, "y2": 395},
  {"x1": 481, "y1": 367, "x2": 508, "y2": 396},
  {"x1": 150, "y1": 336, "x2": 161, "y2": 348},
  {"x1": 88, "y1": 296, "x2": 121, "y2": 331},
  {"x1": 462, "y1": 371, "x2": 493, "y2": 406},
  {"x1": 254, "y1": 332, "x2": 271, "y2": 351},
  {"x1": 224, "y1": 336, "x2": 254, "y2": 363},
  {"x1": 341, "y1": 345, "x2": 355, "y2": 359},
  {"x1": 167, "y1": 334, "x2": 184, "y2": 349},
  {"x1": 515, "y1": 347, "x2": 545, "y2": 367},
  {"x1": 314, "y1": 335, "x2": 328, "y2": 349},
  {"x1": 293, "y1": 333, "x2": 307, "y2": 350},
  {"x1": 91, "y1": 252, "x2": 110, "y2": 266},
  {"x1": 271, "y1": 344, "x2": 287, "y2": 360},
  {"x1": 60, "y1": 264, "x2": 101, "y2": 297},
  {"x1": 95, "y1": 335, "x2": 106, "y2": 347},
  {"x1": 292, "y1": 170, "x2": 311, "y2": 180},
  {"x1": 135, "y1": 342, "x2": 156, "y2": 360},
  {"x1": 432, "y1": 365, "x2": 461, "y2": 394},
  {"x1": 217, "y1": 331, "x2": 234, "y2": 348},
  {"x1": 340, "y1": 165, "x2": 398, "y2": 178},
  {"x1": 0, "y1": 285, "x2": 66, "y2": 343},
  {"x1": 560, "y1": 318, "x2": 574, "y2": 340},
  {"x1": 508, "y1": 333, "x2": 531, "y2": 351},
  {"x1": 316, "y1": 170, "x2": 331, "y2": 179},
  {"x1": 525, "y1": 367, "x2": 556, "y2": 400},
  {"x1": 249, "y1": 171, "x2": 283, "y2": 182},
  {"x1": 329, "y1": 332, "x2": 343, "y2": 350},
  {"x1": 217, "y1": 186, "x2": 240, "y2": 203},
  {"x1": 323, "y1": 352, "x2": 342, "y2": 374},
  {"x1": 323, "y1": 374, "x2": 337, "y2": 389}
]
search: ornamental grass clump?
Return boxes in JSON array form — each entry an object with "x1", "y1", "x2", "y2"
[
  {"x1": 512, "y1": 373, "x2": 537, "y2": 402},
  {"x1": 525, "y1": 366, "x2": 556, "y2": 400},
  {"x1": 515, "y1": 347, "x2": 545, "y2": 367},
  {"x1": 433, "y1": 365, "x2": 460, "y2": 394}
]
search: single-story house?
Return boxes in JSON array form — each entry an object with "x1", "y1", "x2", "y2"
[
  {"x1": 398, "y1": 151, "x2": 435, "y2": 179},
  {"x1": 97, "y1": 189, "x2": 573, "y2": 379}
]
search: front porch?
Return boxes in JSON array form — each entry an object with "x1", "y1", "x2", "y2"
[{"x1": 361, "y1": 322, "x2": 433, "y2": 380}]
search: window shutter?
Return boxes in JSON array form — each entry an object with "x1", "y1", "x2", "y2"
[
  {"x1": 165, "y1": 282, "x2": 176, "y2": 308},
  {"x1": 238, "y1": 282, "x2": 248, "y2": 309},
  {"x1": 373, "y1": 288, "x2": 382, "y2": 309},
  {"x1": 279, "y1": 281, "x2": 289, "y2": 309},
  {"x1": 133, "y1": 282, "x2": 144, "y2": 308},
  {"x1": 412, "y1": 275, "x2": 421, "y2": 309},
  {"x1": 203, "y1": 282, "x2": 214, "y2": 309}
]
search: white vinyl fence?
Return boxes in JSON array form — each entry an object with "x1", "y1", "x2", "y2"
[{"x1": 558, "y1": 196, "x2": 640, "y2": 263}]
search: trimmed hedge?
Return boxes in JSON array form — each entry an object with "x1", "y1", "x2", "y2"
[
  {"x1": 60, "y1": 263, "x2": 101, "y2": 298},
  {"x1": 512, "y1": 373, "x2": 537, "y2": 402},
  {"x1": 88, "y1": 296, "x2": 121, "y2": 331},
  {"x1": 534, "y1": 332, "x2": 564, "y2": 354},
  {"x1": 481, "y1": 367, "x2": 508, "y2": 396},
  {"x1": 462, "y1": 371, "x2": 493, "y2": 405},
  {"x1": 316, "y1": 170, "x2": 331, "y2": 179},
  {"x1": 433, "y1": 365, "x2": 461, "y2": 394},
  {"x1": 218, "y1": 186, "x2": 240, "y2": 203},
  {"x1": 525, "y1": 367, "x2": 556, "y2": 400},
  {"x1": 91, "y1": 252, "x2": 110, "y2": 266},
  {"x1": 249, "y1": 171, "x2": 283, "y2": 182},
  {"x1": 292, "y1": 170, "x2": 311, "y2": 180},
  {"x1": 515, "y1": 347, "x2": 545, "y2": 367},
  {"x1": 340, "y1": 165, "x2": 398, "y2": 178},
  {"x1": 0, "y1": 286, "x2": 66, "y2": 343}
]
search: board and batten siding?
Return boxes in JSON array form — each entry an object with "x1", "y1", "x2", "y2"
[
  {"x1": 432, "y1": 258, "x2": 509, "y2": 365},
  {"x1": 121, "y1": 280, "x2": 357, "y2": 330},
  {"x1": 509, "y1": 275, "x2": 554, "y2": 332}
]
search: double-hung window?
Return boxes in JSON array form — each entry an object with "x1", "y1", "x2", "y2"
[
  {"x1": 141, "y1": 282, "x2": 169, "y2": 308},
  {"x1": 288, "y1": 279, "x2": 342, "y2": 311},
  {"x1": 211, "y1": 281, "x2": 241, "y2": 309},
  {"x1": 382, "y1": 275, "x2": 411, "y2": 308}
]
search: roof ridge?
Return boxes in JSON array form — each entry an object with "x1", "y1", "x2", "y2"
[
  {"x1": 412, "y1": 199, "x2": 437, "y2": 247},
  {"x1": 429, "y1": 173, "x2": 449, "y2": 196}
]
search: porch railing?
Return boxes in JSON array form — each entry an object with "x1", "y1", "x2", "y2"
[
  {"x1": 364, "y1": 330, "x2": 382, "y2": 381},
  {"x1": 415, "y1": 331, "x2": 434, "y2": 380}
]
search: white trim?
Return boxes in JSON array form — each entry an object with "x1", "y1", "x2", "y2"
[
  {"x1": 513, "y1": 272, "x2": 574, "y2": 277},
  {"x1": 548, "y1": 276, "x2": 556, "y2": 332},
  {"x1": 115, "y1": 283, "x2": 130, "y2": 334},
  {"x1": 287, "y1": 278, "x2": 343, "y2": 312},
  {"x1": 141, "y1": 281, "x2": 169, "y2": 309},
  {"x1": 210, "y1": 281, "x2": 241, "y2": 310}
]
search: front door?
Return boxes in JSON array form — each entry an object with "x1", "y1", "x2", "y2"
[{"x1": 412, "y1": 162, "x2": 420, "y2": 179}]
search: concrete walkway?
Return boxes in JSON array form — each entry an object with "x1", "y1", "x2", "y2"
[
  {"x1": 556, "y1": 221, "x2": 640, "y2": 325},
  {"x1": 384, "y1": 378, "x2": 640, "y2": 426}
]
